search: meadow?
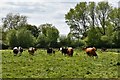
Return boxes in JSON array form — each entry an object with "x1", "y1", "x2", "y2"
[{"x1": 1, "y1": 49, "x2": 120, "y2": 78}]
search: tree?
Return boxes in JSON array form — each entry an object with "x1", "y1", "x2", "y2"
[
  {"x1": 6, "y1": 30, "x2": 18, "y2": 48},
  {"x1": 37, "y1": 23, "x2": 59, "y2": 48},
  {"x1": 59, "y1": 35, "x2": 71, "y2": 47},
  {"x1": 24, "y1": 24, "x2": 39, "y2": 38},
  {"x1": 88, "y1": 2, "x2": 96, "y2": 27},
  {"x1": 65, "y1": 2, "x2": 88, "y2": 39},
  {"x1": 96, "y1": 1, "x2": 112, "y2": 35},
  {"x1": 17, "y1": 28, "x2": 35, "y2": 48},
  {"x1": 112, "y1": 31, "x2": 120, "y2": 48},
  {"x1": 36, "y1": 34, "x2": 48, "y2": 48},
  {"x1": 108, "y1": 8, "x2": 120, "y2": 31},
  {"x1": 2, "y1": 13, "x2": 27, "y2": 30},
  {"x1": 86, "y1": 27, "x2": 102, "y2": 47}
]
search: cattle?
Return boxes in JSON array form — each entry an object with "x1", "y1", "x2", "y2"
[
  {"x1": 101, "y1": 47, "x2": 107, "y2": 51},
  {"x1": 47, "y1": 48, "x2": 55, "y2": 54},
  {"x1": 60, "y1": 47, "x2": 73, "y2": 57},
  {"x1": 28, "y1": 47, "x2": 37, "y2": 55},
  {"x1": 83, "y1": 47, "x2": 98, "y2": 58},
  {"x1": 60, "y1": 47, "x2": 68, "y2": 55},
  {"x1": 13, "y1": 46, "x2": 23, "y2": 56},
  {"x1": 18, "y1": 46, "x2": 23, "y2": 56},
  {"x1": 13, "y1": 47, "x2": 19, "y2": 56}
]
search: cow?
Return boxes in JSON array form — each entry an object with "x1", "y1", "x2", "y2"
[
  {"x1": 18, "y1": 46, "x2": 23, "y2": 56},
  {"x1": 101, "y1": 47, "x2": 107, "y2": 51},
  {"x1": 67, "y1": 47, "x2": 73, "y2": 56},
  {"x1": 13, "y1": 47, "x2": 19, "y2": 56},
  {"x1": 47, "y1": 48, "x2": 55, "y2": 54},
  {"x1": 13, "y1": 46, "x2": 23, "y2": 56},
  {"x1": 28, "y1": 47, "x2": 37, "y2": 55},
  {"x1": 83, "y1": 47, "x2": 98, "y2": 58},
  {"x1": 59, "y1": 47, "x2": 68, "y2": 55},
  {"x1": 60, "y1": 47, "x2": 73, "y2": 57}
]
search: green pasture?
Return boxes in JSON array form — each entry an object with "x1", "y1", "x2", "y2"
[{"x1": 1, "y1": 49, "x2": 120, "y2": 78}]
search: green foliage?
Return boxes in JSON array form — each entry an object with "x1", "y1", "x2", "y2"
[
  {"x1": 88, "y1": 2, "x2": 96, "y2": 27},
  {"x1": 112, "y1": 31, "x2": 120, "y2": 47},
  {"x1": 17, "y1": 28, "x2": 35, "y2": 48},
  {"x1": 1, "y1": 49, "x2": 119, "y2": 78},
  {"x1": 6, "y1": 28, "x2": 35, "y2": 48},
  {"x1": 87, "y1": 27, "x2": 101, "y2": 47},
  {"x1": 58, "y1": 35, "x2": 71, "y2": 47},
  {"x1": 37, "y1": 23, "x2": 59, "y2": 48},
  {"x1": 65, "y1": 2, "x2": 88, "y2": 39},
  {"x1": 36, "y1": 34, "x2": 48, "y2": 48},
  {"x1": 23, "y1": 24, "x2": 39, "y2": 38},
  {"x1": 71, "y1": 40, "x2": 85, "y2": 48},
  {"x1": 108, "y1": 8, "x2": 120, "y2": 30},
  {"x1": 6, "y1": 30, "x2": 18, "y2": 48},
  {"x1": 96, "y1": 2, "x2": 112, "y2": 35}
]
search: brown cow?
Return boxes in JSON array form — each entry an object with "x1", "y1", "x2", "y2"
[{"x1": 84, "y1": 47, "x2": 98, "y2": 58}]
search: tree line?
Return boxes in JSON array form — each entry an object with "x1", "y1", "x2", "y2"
[
  {"x1": 1, "y1": 1, "x2": 120, "y2": 49},
  {"x1": 65, "y1": 1, "x2": 120, "y2": 48}
]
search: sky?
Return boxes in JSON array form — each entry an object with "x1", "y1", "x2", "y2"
[{"x1": 0, "y1": 0, "x2": 119, "y2": 35}]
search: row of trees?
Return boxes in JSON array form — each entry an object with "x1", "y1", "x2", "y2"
[
  {"x1": 1, "y1": 13, "x2": 85, "y2": 49},
  {"x1": 1, "y1": 1, "x2": 120, "y2": 49},
  {"x1": 65, "y1": 2, "x2": 120, "y2": 48}
]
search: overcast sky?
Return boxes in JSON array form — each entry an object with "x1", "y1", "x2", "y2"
[{"x1": 0, "y1": 0, "x2": 119, "y2": 35}]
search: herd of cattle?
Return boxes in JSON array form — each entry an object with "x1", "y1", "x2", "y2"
[{"x1": 13, "y1": 46, "x2": 100, "y2": 58}]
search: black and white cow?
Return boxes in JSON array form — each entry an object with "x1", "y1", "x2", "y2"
[{"x1": 13, "y1": 46, "x2": 23, "y2": 56}]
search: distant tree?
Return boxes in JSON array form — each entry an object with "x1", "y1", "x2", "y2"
[
  {"x1": 88, "y1": 2, "x2": 96, "y2": 27},
  {"x1": 59, "y1": 35, "x2": 71, "y2": 47},
  {"x1": 86, "y1": 27, "x2": 101, "y2": 47},
  {"x1": 65, "y1": 2, "x2": 88, "y2": 39},
  {"x1": 2, "y1": 13, "x2": 27, "y2": 30},
  {"x1": 24, "y1": 24, "x2": 39, "y2": 38},
  {"x1": 96, "y1": 2, "x2": 112, "y2": 35},
  {"x1": 36, "y1": 34, "x2": 48, "y2": 48},
  {"x1": 17, "y1": 28, "x2": 35, "y2": 48},
  {"x1": 6, "y1": 29, "x2": 18, "y2": 48},
  {"x1": 112, "y1": 30, "x2": 120, "y2": 48},
  {"x1": 37, "y1": 23, "x2": 59, "y2": 48},
  {"x1": 108, "y1": 8, "x2": 120, "y2": 31}
]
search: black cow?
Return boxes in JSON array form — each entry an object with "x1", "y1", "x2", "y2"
[{"x1": 47, "y1": 48, "x2": 55, "y2": 54}]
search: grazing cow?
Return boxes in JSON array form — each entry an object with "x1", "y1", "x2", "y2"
[
  {"x1": 28, "y1": 47, "x2": 36, "y2": 55},
  {"x1": 101, "y1": 47, "x2": 107, "y2": 51},
  {"x1": 47, "y1": 48, "x2": 55, "y2": 54},
  {"x1": 60, "y1": 47, "x2": 68, "y2": 55},
  {"x1": 13, "y1": 46, "x2": 23, "y2": 56},
  {"x1": 84, "y1": 47, "x2": 98, "y2": 58},
  {"x1": 67, "y1": 47, "x2": 73, "y2": 56},
  {"x1": 13, "y1": 47, "x2": 19, "y2": 56},
  {"x1": 60, "y1": 47, "x2": 73, "y2": 56},
  {"x1": 18, "y1": 46, "x2": 23, "y2": 56}
]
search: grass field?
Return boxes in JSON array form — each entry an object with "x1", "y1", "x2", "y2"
[{"x1": 1, "y1": 49, "x2": 120, "y2": 78}]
